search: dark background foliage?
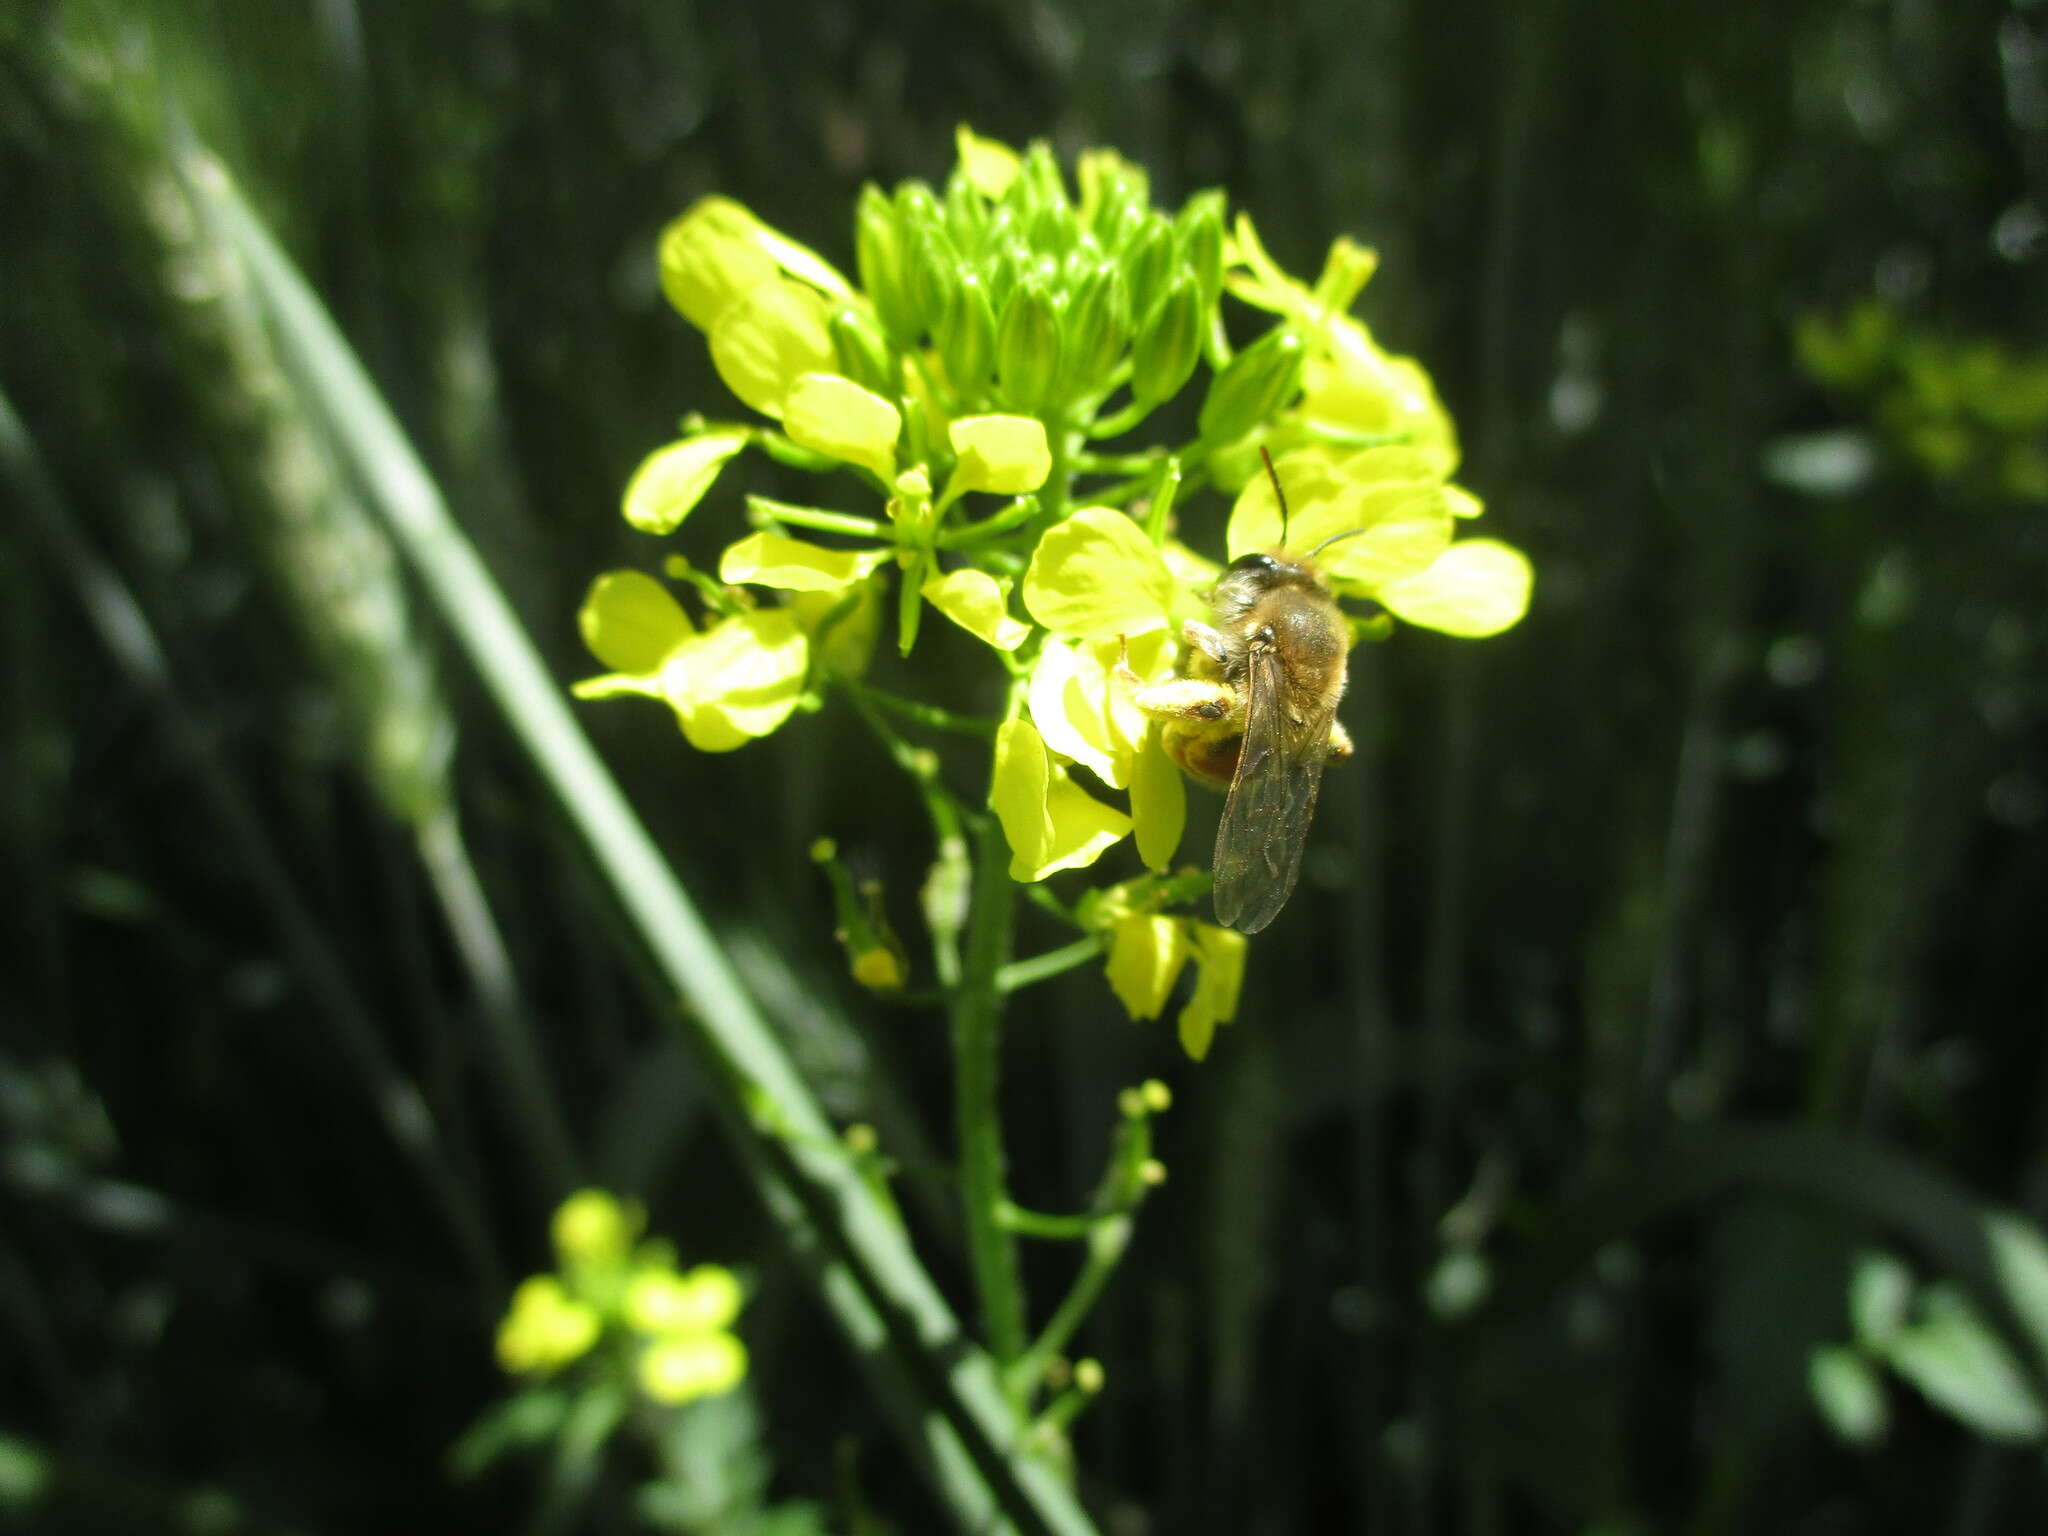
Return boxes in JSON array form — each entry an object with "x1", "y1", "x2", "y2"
[{"x1": 5, "y1": 0, "x2": 2047, "y2": 1530}]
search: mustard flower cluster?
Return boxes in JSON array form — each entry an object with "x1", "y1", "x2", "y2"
[
  {"x1": 579, "y1": 127, "x2": 1532, "y2": 1049},
  {"x1": 1796, "y1": 298, "x2": 2048, "y2": 502},
  {"x1": 495, "y1": 1190, "x2": 747, "y2": 1408}
]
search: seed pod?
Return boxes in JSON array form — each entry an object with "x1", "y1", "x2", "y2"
[
  {"x1": 995, "y1": 272, "x2": 1063, "y2": 415},
  {"x1": 1130, "y1": 271, "x2": 1204, "y2": 406},
  {"x1": 1197, "y1": 327, "x2": 1306, "y2": 444}
]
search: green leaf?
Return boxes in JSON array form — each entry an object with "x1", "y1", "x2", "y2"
[
  {"x1": 1849, "y1": 1250, "x2": 1915, "y2": 1347},
  {"x1": 622, "y1": 431, "x2": 750, "y2": 535},
  {"x1": 1808, "y1": 1346, "x2": 1889, "y2": 1446},
  {"x1": 1881, "y1": 1284, "x2": 2048, "y2": 1443}
]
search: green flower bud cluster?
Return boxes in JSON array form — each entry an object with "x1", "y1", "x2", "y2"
[{"x1": 856, "y1": 130, "x2": 1225, "y2": 424}]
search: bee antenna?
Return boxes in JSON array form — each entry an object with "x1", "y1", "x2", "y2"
[
  {"x1": 1306, "y1": 526, "x2": 1372, "y2": 560},
  {"x1": 1259, "y1": 445, "x2": 1292, "y2": 529}
]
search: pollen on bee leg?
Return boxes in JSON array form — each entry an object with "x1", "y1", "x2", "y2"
[
  {"x1": 1327, "y1": 718, "x2": 1355, "y2": 762},
  {"x1": 1131, "y1": 677, "x2": 1239, "y2": 724}
]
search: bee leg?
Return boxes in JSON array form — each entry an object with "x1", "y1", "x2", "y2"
[
  {"x1": 1130, "y1": 677, "x2": 1241, "y2": 725},
  {"x1": 1181, "y1": 619, "x2": 1233, "y2": 669},
  {"x1": 1326, "y1": 718, "x2": 1354, "y2": 763}
]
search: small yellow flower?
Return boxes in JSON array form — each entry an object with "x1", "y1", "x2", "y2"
[
  {"x1": 1105, "y1": 913, "x2": 1189, "y2": 1020},
  {"x1": 495, "y1": 1275, "x2": 602, "y2": 1376},
  {"x1": 639, "y1": 1333, "x2": 748, "y2": 1406},
  {"x1": 990, "y1": 717, "x2": 1133, "y2": 883},
  {"x1": 552, "y1": 1188, "x2": 642, "y2": 1269},
  {"x1": 1178, "y1": 923, "x2": 1247, "y2": 1061},
  {"x1": 625, "y1": 1264, "x2": 743, "y2": 1336},
  {"x1": 573, "y1": 572, "x2": 810, "y2": 752}
]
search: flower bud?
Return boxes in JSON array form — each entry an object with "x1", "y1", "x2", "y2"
[
  {"x1": 1130, "y1": 271, "x2": 1204, "y2": 406},
  {"x1": 907, "y1": 224, "x2": 962, "y2": 340},
  {"x1": 995, "y1": 274, "x2": 1063, "y2": 415},
  {"x1": 1120, "y1": 213, "x2": 1177, "y2": 329},
  {"x1": 1029, "y1": 197, "x2": 1078, "y2": 259},
  {"x1": 1175, "y1": 190, "x2": 1228, "y2": 308},
  {"x1": 1198, "y1": 327, "x2": 1305, "y2": 444},
  {"x1": 855, "y1": 184, "x2": 919, "y2": 348},
  {"x1": 944, "y1": 167, "x2": 989, "y2": 246},
  {"x1": 830, "y1": 304, "x2": 896, "y2": 396},
  {"x1": 1058, "y1": 262, "x2": 1130, "y2": 399},
  {"x1": 935, "y1": 270, "x2": 997, "y2": 401}
]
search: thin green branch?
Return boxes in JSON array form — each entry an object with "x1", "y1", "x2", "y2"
[
  {"x1": 996, "y1": 937, "x2": 1106, "y2": 994},
  {"x1": 951, "y1": 815, "x2": 1028, "y2": 1370}
]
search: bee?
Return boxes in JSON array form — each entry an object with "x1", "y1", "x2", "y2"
[{"x1": 1129, "y1": 449, "x2": 1359, "y2": 933}]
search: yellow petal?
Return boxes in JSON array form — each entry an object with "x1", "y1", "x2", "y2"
[
  {"x1": 1035, "y1": 771, "x2": 1132, "y2": 879},
  {"x1": 992, "y1": 717, "x2": 1054, "y2": 877},
  {"x1": 783, "y1": 372, "x2": 901, "y2": 481},
  {"x1": 790, "y1": 576, "x2": 882, "y2": 678},
  {"x1": 923, "y1": 568, "x2": 1031, "y2": 650},
  {"x1": 1376, "y1": 538, "x2": 1534, "y2": 638},
  {"x1": 1028, "y1": 639, "x2": 1120, "y2": 785},
  {"x1": 1445, "y1": 484, "x2": 1484, "y2": 519},
  {"x1": 950, "y1": 414, "x2": 1052, "y2": 494},
  {"x1": 662, "y1": 609, "x2": 808, "y2": 750},
  {"x1": 578, "y1": 570, "x2": 691, "y2": 674},
  {"x1": 955, "y1": 125, "x2": 1021, "y2": 199},
  {"x1": 1178, "y1": 923, "x2": 1248, "y2": 1061},
  {"x1": 719, "y1": 531, "x2": 886, "y2": 592},
  {"x1": 659, "y1": 197, "x2": 779, "y2": 330},
  {"x1": 709, "y1": 278, "x2": 836, "y2": 418},
  {"x1": 622, "y1": 431, "x2": 750, "y2": 535},
  {"x1": 1301, "y1": 317, "x2": 1459, "y2": 475},
  {"x1": 1105, "y1": 913, "x2": 1189, "y2": 1021},
  {"x1": 1129, "y1": 725, "x2": 1187, "y2": 872},
  {"x1": 1292, "y1": 481, "x2": 1453, "y2": 591},
  {"x1": 1021, "y1": 506, "x2": 1175, "y2": 638},
  {"x1": 1226, "y1": 449, "x2": 1348, "y2": 558}
]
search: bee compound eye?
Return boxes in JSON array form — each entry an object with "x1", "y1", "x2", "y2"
[{"x1": 1228, "y1": 552, "x2": 1281, "y2": 576}]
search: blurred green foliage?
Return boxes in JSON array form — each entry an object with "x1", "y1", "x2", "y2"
[{"x1": 5, "y1": 0, "x2": 2048, "y2": 1532}]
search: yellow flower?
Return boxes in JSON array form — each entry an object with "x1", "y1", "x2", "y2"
[
  {"x1": 625, "y1": 1265, "x2": 743, "y2": 1336},
  {"x1": 495, "y1": 1276, "x2": 602, "y2": 1376},
  {"x1": 947, "y1": 414, "x2": 1052, "y2": 496},
  {"x1": 551, "y1": 1189, "x2": 642, "y2": 1269},
  {"x1": 573, "y1": 572, "x2": 809, "y2": 753},
  {"x1": 782, "y1": 372, "x2": 902, "y2": 482},
  {"x1": 639, "y1": 1333, "x2": 748, "y2": 1406},
  {"x1": 990, "y1": 718, "x2": 1133, "y2": 883},
  {"x1": 1093, "y1": 906, "x2": 1247, "y2": 1059},
  {"x1": 621, "y1": 430, "x2": 751, "y2": 535}
]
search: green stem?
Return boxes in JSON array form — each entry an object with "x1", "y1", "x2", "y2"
[
  {"x1": 938, "y1": 496, "x2": 1041, "y2": 549},
  {"x1": 197, "y1": 165, "x2": 1096, "y2": 1535},
  {"x1": 845, "y1": 680, "x2": 1000, "y2": 737},
  {"x1": 953, "y1": 814, "x2": 1027, "y2": 1369},
  {"x1": 1007, "y1": 1214, "x2": 1131, "y2": 1401},
  {"x1": 1085, "y1": 397, "x2": 1155, "y2": 441},
  {"x1": 746, "y1": 495, "x2": 889, "y2": 540},
  {"x1": 415, "y1": 804, "x2": 581, "y2": 1199},
  {"x1": 998, "y1": 1203, "x2": 1111, "y2": 1240},
  {"x1": 997, "y1": 936, "x2": 1105, "y2": 994}
]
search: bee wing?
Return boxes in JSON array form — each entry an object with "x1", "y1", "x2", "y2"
[{"x1": 1211, "y1": 645, "x2": 1335, "y2": 934}]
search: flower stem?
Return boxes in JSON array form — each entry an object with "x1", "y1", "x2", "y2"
[
  {"x1": 952, "y1": 813, "x2": 1027, "y2": 1370},
  {"x1": 997, "y1": 936, "x2": 1106, "y2": 994}
]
